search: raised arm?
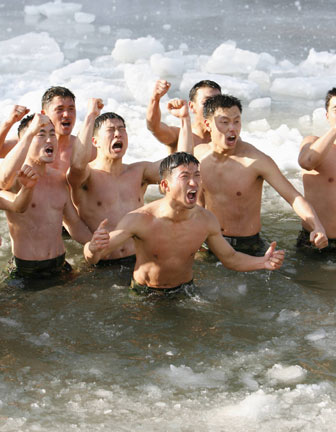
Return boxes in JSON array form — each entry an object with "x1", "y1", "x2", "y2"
[
  {"x1": 0, "y1": 165, "x2": 38, "y2": 213},
  {"x1": 0, "y1": 105, "x2": 30, "y2": 157},
  {"x1": 261, "y1": 154, "x2": 328, "y2": 249},
  {"x1": 146, "y1": 79, "x2": 180, "y2": 151},
  {"x1": 298, "y1": 128, "x2": 336, "y2": 171},
  {"x1": 68, "y1": 98, "x2": 104, "y2": 187},
  {"x1": 167, "y1": 99, "x2": 194, "y2": 154},
  {"x1": 143, "y1": 99, "x2": 194, "y2": 184},
  {"x1": 0, "y1": 113, "x2": 49, "y2": 190},
  {"x1": 206, "y1": 214, "x2": 284, "y2": 272}
]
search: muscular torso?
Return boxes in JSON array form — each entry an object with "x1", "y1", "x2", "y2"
[
  {"x1": 6, "y1": 169, "x2": 68, "y2": 260},
  {"x1": 74, "y1": 162, "x2": 149, "y2": 259},
  {"x1": 133, "y1": 206, "x2": 210, "y2": 288},
  {"x1": 302, "y1": 144, "x2": 336, "y2": 237},
  {"x1": 196, "y1": 144, "x2": 264, "y2": 237}
]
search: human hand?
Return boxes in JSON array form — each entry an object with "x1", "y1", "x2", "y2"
[
  {"x1": 310, "y1": 230, "x2": 328, "y2": 249},
  {"x1": 167, "y1": 99, "x2": 189, "y2": 119},
  {"x1": 88, "y1": 98, "x2": 104, "y2": 117},
  {"x1": 27, "y1": 113, "x2": 51, "y2": 136},
  {"x1": 8, "y1": 105, "x2": 30, "y2": 124},
  {"x1": 89, "y1": 219, "x2": 110, "y2": 253},
  {"x1": 263, "y1": 241, "x2": 285, "y2": 270},
  {"x1": 152, "y1": 80, "x2": 171, "y2": 100},
  {"x1": 17, "y1": 164, "x2": 39, "y2": 189}
]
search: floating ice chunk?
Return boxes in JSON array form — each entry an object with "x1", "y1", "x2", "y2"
[
  {"x1": 50, "y1": 59, "x2": 91, "y2": 82},
  {"x1": 26, "y1": 1, "x2": 82, "y2": 18},
  {"x1": 150, "y1": 53, "x2": 185, "y2": 77},
  {"x1": 305, "y1": 328, "x2": 327, "y2": 341},
  {"x1": 215, "y1": 390, "x2": 278, "y2": 420},
  {"x1": 248, "y1": 70, "x2": 271, "y2": 92},
  {"x1": 0, "y1": 317, "x2": 20, "y2": 327},
  {"x1": 267, "y1": 364, "x2": 307, "y2": 384},
  {"x1": 312, "y1": 107, "x2": 328, "y2": 128},
  {"x1": 180, "y1": 71, "x2": 259, "y2": 101},
  {"x1": 0, "y1": 32, "x2": 64, "y2": 73},
  {"x1": 270, "y1": 76, "x2": 336, "y2": 100},
  {"x1": 74, "y1": 12, "x2": 95, "y2": 24},
  {"x1": 158, "y1": 364, "x2": 226, "y2": 388},
  {"x1": 257, "y1": 52, "x2": 276, "y2": 71},
  {"x1": 123, "y1": 63, "x2": 157, "y2": 105},
  {"x1": 300, "y1": 48, "x2": 336, "y2": 75},
  {"x1": 163, "y1": 24, "x2": 171, "y2": 30},
  {"x1": 112, "y1": 36, "x2": 164, "y2": 63},
  {"x1": 298, "y1": 114, "x2": 311, "y2": 128},
  {"x1": 248, "y1": 118, "x2": 270, "y2": 132},
  {"x1": 206, "y1": 41, "x2": 260, "y2": 75},
  {"x1": 276, "y1": 309, "x2": 300, "y2": 322},
  {"x1": 248, "y1": 97, "x2": 271, "y2": 109}
]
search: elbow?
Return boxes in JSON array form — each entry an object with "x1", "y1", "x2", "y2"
[{"x1": 298, "y1": 155, "x2": 316, "y2": 171}]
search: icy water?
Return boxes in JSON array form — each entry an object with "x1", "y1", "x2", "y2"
[{"x1": 1, "y1": 0, "x2": 336, "y2": 431}]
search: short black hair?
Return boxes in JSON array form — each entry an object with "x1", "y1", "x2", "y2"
[
  {"x1": 203, "y1": 94, "x2": 243, "y2": 119},
  {"x1": 325, "y1": 87, "x2": 336, "y2": 111},
  {"x1": 93, "y1": 112, "x2": 126, "y2": 136},
  {"x1": 189, "y1": 80, "x2": 221, "y2": 102},
  {"x1": 159, "y1": 152, "x2": 200, "y2": 180},
  {"x1": 41, "y1": 86, "x2": 76, "y2": 108},
  {"x1": 17, "y1": 114, "x2": 35, "y2": 138}
]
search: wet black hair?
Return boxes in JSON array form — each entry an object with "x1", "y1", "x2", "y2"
[
  {"x1": 188, "y1": 80, "x2": 221, "y2": 102},
  {"x1": 17, "y1": 114, "x2": 35, "y2": 138},
  {"x1": 41, "y1": 86, "x2": 76, "y2": 108},
  {"x1": 93, "y1": 112, "x2": 126, "y2": 136},
  {"x1": 159, "y1": 152, "x2": 200, "y2": 180},
  {"x1": 203, "y1": 94, "x2": 243, "y2": 119},
  {"x1": 325, "y1": 87, "x2": 336, "y2": 111}
]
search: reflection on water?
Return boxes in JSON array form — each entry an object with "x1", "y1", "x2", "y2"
[{"x1": 1, "y1": 211, "x2": 336, "y2": 431}]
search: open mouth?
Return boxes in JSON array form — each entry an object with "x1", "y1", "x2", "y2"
[
  {"x1": 45, "y1": 146, "x2": 54, "y2": 155},
  {"x1": 227, "y1": 135, "x2": 236, "y2": 144},
  {"x1": 61, "y1": 121, "x2": 71, "y2": 128},
  {"x1": 187, "y1": 190, "x2": 197, "y2": 201},
  {"x1": 112, "y1": 141, "x2": 123, "y2": 151}
]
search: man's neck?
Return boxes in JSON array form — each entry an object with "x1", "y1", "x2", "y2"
[
  {"x1": 93, "y1": 154, "x2": 124, "y2": 174},
  {"x1": 160, "y1": 197, "x2": 194, "y2": 222},
  {"x1": 192, "y1": 120, "x2": 210, "y2": 140},
  {"x1": 26, "y1": 158, "x2": 47, "y2": 176}
]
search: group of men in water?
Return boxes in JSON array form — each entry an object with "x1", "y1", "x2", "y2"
[{"x1": 0, "y1": 80, "x2": 335, "y2": 295}]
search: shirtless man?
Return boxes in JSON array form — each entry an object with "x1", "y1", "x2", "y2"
[
  {"x1": 68, "y1": 98, "x2": 191, "y2": 264},
  {"x1": 1, "y1": 113, "x2": 92, "y2": 277},
  {"x1": 298, "y1": 87, "x2": 336, "y2": 252},
  {"x1": 193, "y1": 94, "x2": 327, "y2": 256},
  {"x1": 0, "y1": 86, "x2": 81, "y2": 174},
  {"x1": 146, "y1": 79, "x2": 221, "y2": 154},
  {"x1": 84, "y1": 152, "x2": 284, "y2": 295}
]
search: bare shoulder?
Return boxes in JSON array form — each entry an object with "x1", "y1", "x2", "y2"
[{"x1": 194, "y1": 143, "x2": 212, "y2": 160}]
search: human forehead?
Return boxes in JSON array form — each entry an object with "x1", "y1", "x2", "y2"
[
  {"x1": 195, "y1": 87, "x2": 221, "y2": 102},
  {"x1": 171, "y1": 163, "x2": 200, "y2": 176},
  {"x1": 100, "y1": 118, "x2": 126, "y2": 130},
  {"x1": 45, "y1": 96, "x2": 76, "y2": 110},
  {"x1": 213, "y1": 106, "x2": 241, "y2": 119}
]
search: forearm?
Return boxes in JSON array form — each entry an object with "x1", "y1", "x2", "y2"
[
  {"x1": 65, "y1": 220, "x2": 92, "y2": 245},
  {"x1": 0, "y1": 132, "x2": 33, "y2": 189},
  {"x1": 84, "y1": 242, "x2": 104, "y2": 265},
  {"x1": 11, "y1": 186, "x2": 33, "y2": 213},
  {"x1": 292, "y1": 195, "x2": 324, "y2": 231},
  {"x1": 177, "y1": 115, "x2": 193, "y2": 153},
  {"x1": 146, "y1": 97, "x2": 162, "y2": 133},
  {"x1": 220, "y1": 249, "x2": 266, "y2": 272},
  {"x1": 0, "y1": 121, "x2": 15, "y2": 150},
  {"x1": 71, "y1": 113, "x2": 96, "y2": 170}
]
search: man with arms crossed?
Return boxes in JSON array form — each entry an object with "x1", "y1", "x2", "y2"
[
  {"x1": 1, "y1": 113, "x2": 92, "y2": 277},
  {"x1": 193, "y1": 94, "x2": 327, "y2": 256},
  {"x1": 298, "y1": 87, "x2": 336, "y2": 251},
  {"x1": 68, "y1": 98, "x2": 192, "y2": 264},
  {"x1": 146, "y1": 79, "x2": 221, "y2": 154},
  {"x1": 84, "y1": 152, "x2": 284, "y2": 295}
]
